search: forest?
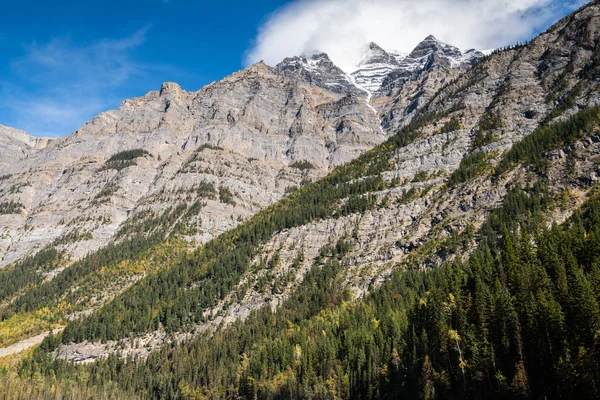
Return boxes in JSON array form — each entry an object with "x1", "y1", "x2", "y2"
[{"x1": 15, "y1": 175, "x2": 600, "y2": 400}]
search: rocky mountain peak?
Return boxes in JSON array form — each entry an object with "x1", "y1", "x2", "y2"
[
  {"x1": 307, "y1": 51, "x2": 332, "y2": 62},
  {"x1": 221, "y1": 62, "x2": 273, "y2": 83},
  {"x1": 159, "y1": 81, "x2": 187, "y2": 106},
  {"x1": 0, "y1": 125, "x2": 54, "y2": 166},
  {"x1": 349, "y1": 42, "x2": 402, "y2": 92},
  {"x1": 159, "y1": 81, "x2": 184, "y2": 96},
  {"x1": 0, "y1": 124, "x2": 39, "y2": 148},
  {"x1": 301, "y1": 52, "x2": 344, "y2": 74},
  {"x1": 269, "y1": 36, "x2": 484, "y2": 98},
  {"x1": 274, "y1": 51, "x2": 362, "y2": 95},
  {"x1": 351, "y1": 35, "x2": 486, "y2": 95},
  {"x1": 408, "y1": 35, "x2": 455, "y2": 59},
  {"x1": 358, "y1": 42, "x2": 399, "y2": 67},
  {"x1": 117, "y1": 81, "x2": 187, "y2": 111}
]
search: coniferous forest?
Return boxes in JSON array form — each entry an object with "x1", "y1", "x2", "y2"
[{"x1": 15, "y1": 181, "x2": 600, "y2": 399}]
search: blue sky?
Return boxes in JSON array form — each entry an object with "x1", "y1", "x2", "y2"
[
  {"x1": 0, "y1": 0, "x2": 290, "y2": 137},
  {"x1": 0, "y1": 0, "x2": 587, "y2": 138}
]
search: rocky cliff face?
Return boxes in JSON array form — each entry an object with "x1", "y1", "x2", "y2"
[
  {"x1": 0, "y1": 33, "x2": 480, "y2": 268},
  {"x1": 0, "y1": 125, "x2": 53, "y2": 167},
  {"x1": 0, "y1": 62, "x2": 386, "y2": 267}
]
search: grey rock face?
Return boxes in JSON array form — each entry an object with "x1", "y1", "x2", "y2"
[
  {"x1": 0, "y1": 62, "x2": 385, "y2": 267},
  {"x1": 0, "y1": 30, "x2": 491, "y2": 271},
  {"x1": 0, "y1": 31, "x2": 486, "y2": 268},
  {"x1": 0, "y1": 125, "x2": 53, "y2": 167},
  {"x1": 275, "y1": 53, "x2": 364, "y2": 96}
]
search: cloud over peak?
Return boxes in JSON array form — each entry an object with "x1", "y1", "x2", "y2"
[{"x1": 246, "y1": 0, "x2": 583, "y2": 72}]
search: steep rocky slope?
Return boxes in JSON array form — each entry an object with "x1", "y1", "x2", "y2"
[
  {"x1": 0, "y1": 125, "x2": 53, "y2": 167},
  {"x1": 0, "y1": 65, "x2": 382, "y2": 267},
  {"x1": 0, "y1": 36, "x2": 477, "y2": 269},
  {"x1": 252, "y1": 0, "x2": 600, "y2": 297}
]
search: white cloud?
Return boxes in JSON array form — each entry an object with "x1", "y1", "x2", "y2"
[
  {"x1": 246, "y1": 0, "x2": 584, "y2": 72},
  {"x1": 0, "y1": 28, "x2": 175, "y2": 138}
]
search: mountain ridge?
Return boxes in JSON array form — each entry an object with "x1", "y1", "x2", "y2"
[
  {"x1": 0, "y1": 125, "x2": 54, "y2": 167},
  {"x1": 0, "y1": 33, "x2": 477, "y2": 269},
  {"x1": 2, "y1": 1, "x2": 600, "y2": 398}
]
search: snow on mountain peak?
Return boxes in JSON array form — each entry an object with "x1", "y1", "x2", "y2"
[
  {"x1": 358, "y1": 42, "x2": 399, "y2": 67},
  {"x1": 272, "y1": 36, "x2": 486, "y2": 97},
  {"x1": 351, "y1": 36, "x2": 485, "y2": 94},
  {"x1": 350, "y1": 42, "x2": 401, "y2": 93},
  {"x1": 274, "y1": 52, "x2": 363, "y2": 95}
]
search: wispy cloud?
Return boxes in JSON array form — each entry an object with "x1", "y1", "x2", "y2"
[
  {"x1": 246, "y1": 0, "x2": 587, "y2": 72},
  {"x1": 0, "y1": 28, "x2": 173, "y2": 138}
]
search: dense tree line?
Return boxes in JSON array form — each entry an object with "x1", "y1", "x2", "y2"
[
  {"x1": 446, "y1": 151, "x2": 492, "y2": 188},
  {"x1": 0, "y1": 247, "x2": 61, "y2": 305},
  {"x1": 18, "y1": 182, "x2": 600, "y2": 399},
  {"x1": 0, "y1": 201, "x2": 24, "y2": 214},
  {"x1": 0, "y1": 372, "x2": 138, "y2": 400},
  {"x1": 2, "y1": 233, "x2": 164, "y2": 319},
  {"x1": 0, "y1": 202, "x2": 200, "y2": 337},
  {"x1": 56, "y1": 172, "x2": 387, "y2": 343},
  {"x1": 495, "y1": 106, "x2": 600, "y2": 177},
  {"x1": 100, "y1": 149, "x2": 151, "y2": 171},
  {"x1": 117, "y1": 204, "x2": 190, "y2": 238}
]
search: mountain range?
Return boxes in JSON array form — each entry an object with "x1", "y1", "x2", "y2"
[
  {"x1": 0, "y1": 34, "x2": 481, "y2": 268},
  {"x1": 1, "y1": 1, "x2": 600, "y2": 399}
]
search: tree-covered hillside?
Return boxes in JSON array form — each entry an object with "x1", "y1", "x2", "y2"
[
  {"x1": 13, "y1": 93, "x2": 600, "y2": 400},
  {"x1": 17, "y1": 150, "x2": 600, "y2": 399}
]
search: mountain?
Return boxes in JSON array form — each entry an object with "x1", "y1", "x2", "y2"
[
  {"x1": 351, "y1": 36, "x2": 485, "y2": 95},
  {"x1": 0, "y1": 34, "x2": 479, "y2": 269},
  {"x1": 3, "y1": 1, "x2": 600, "y2": 398},
  {"x1": 0, "y1": 63, "x2": 384, "y2": 267},
  {"x1": 274, "y1": 37, "x2": 483, "y2": 98},
  {"x1": 0, "y1": 125, "x2": 53, "y2": 167},
  {"x1": 275, "y1": 52, "x2": 364, "y2": 96}
]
